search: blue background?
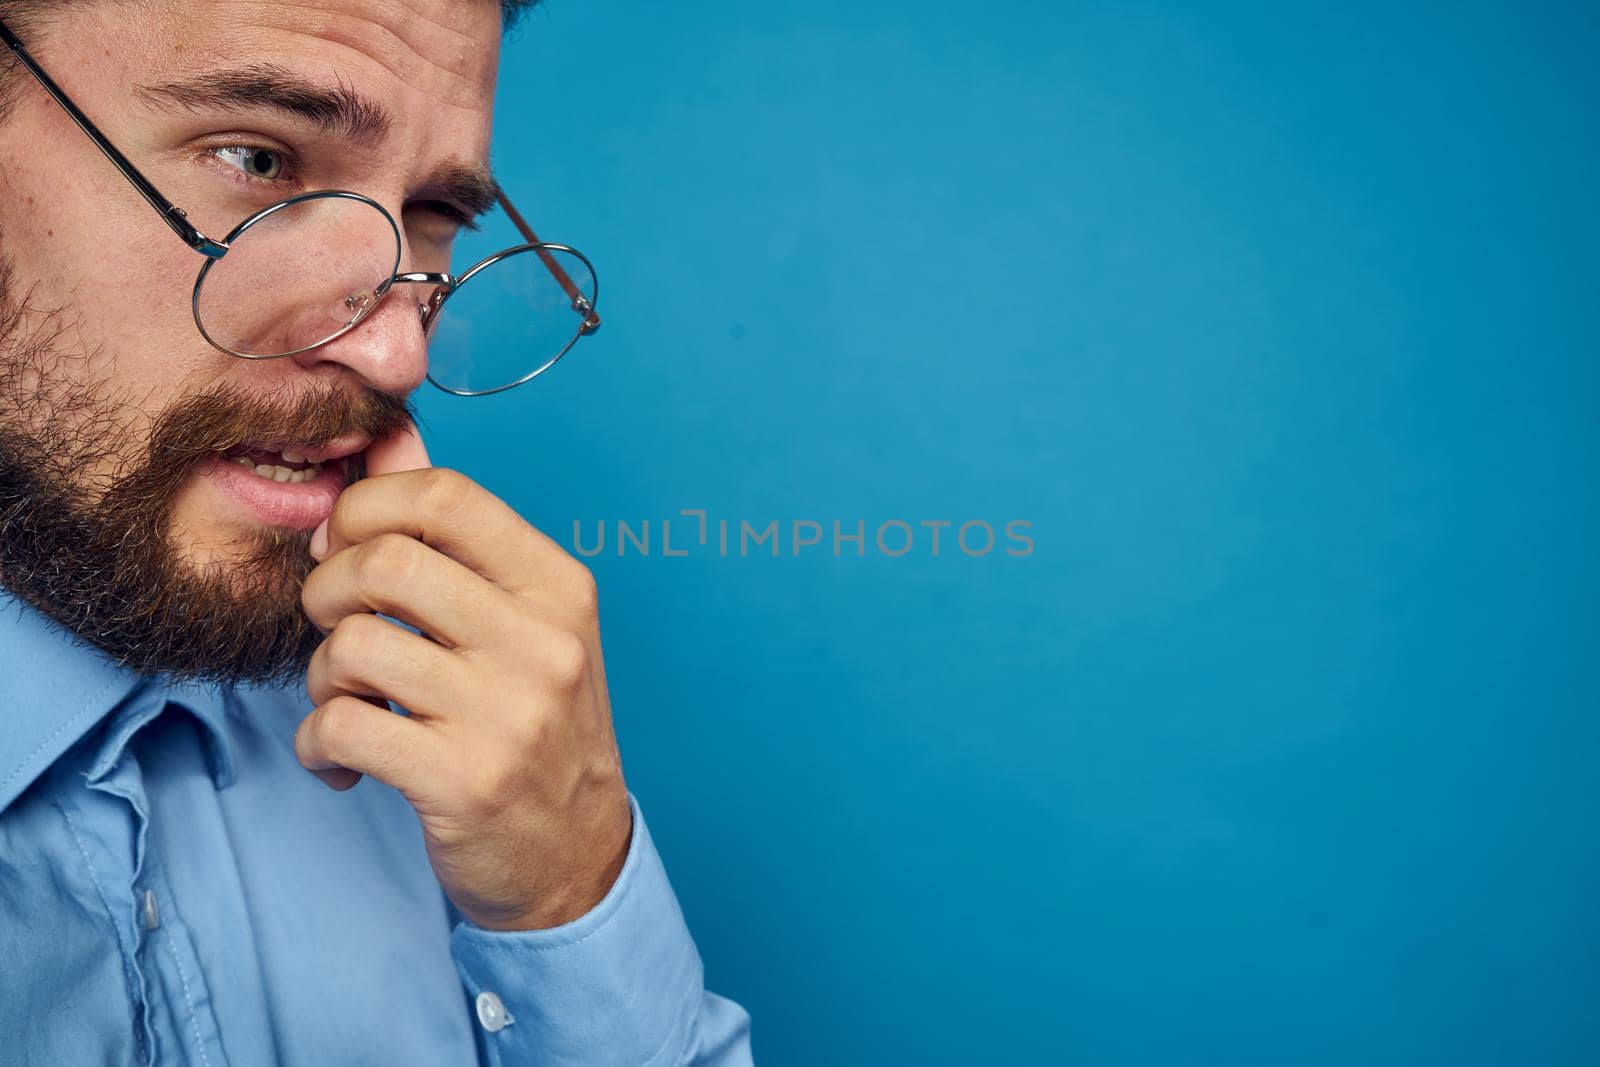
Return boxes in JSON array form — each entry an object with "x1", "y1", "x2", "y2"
[{"x1": 420, "y1": 2, "x2": 1598, "y2": 1064}]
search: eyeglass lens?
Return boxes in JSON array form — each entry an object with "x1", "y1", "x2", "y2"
[
  {"x1": 425, "y1": 243, "x2": 596, "y2": 395},
  {"x1": 194, "y1": 194, "x2": 400, "y2": 358},
  {"x1": 194, "y1": 193, "x2": 597, "y2": 395}
]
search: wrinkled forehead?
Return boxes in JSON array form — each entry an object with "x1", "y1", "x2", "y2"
[{"x1": 97, "y1": 0, "x2": 503, "y2": 152}]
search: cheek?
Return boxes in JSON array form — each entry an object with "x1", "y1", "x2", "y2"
[
  {"x1": 95, "y1": 238, "x2": 218, "y2": 391},
  {"x1": 1, "y1": 177, "x2": 221, "y2": 401}
]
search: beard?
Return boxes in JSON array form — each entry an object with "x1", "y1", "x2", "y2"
[{"x1": 0, "y1": 257, "x2": 416, "y2": 686}]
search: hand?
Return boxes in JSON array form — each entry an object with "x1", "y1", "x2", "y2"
[{"x1": 295, "y1": 422, "x2": 633, "y2": 930}]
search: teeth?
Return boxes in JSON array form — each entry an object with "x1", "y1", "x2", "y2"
[
  {"x1": 231, "y1": 454, "x2": 324, "y2": 484},
  {"x1": 282, "y1": 449, "x2": 306, "y2": 464}
]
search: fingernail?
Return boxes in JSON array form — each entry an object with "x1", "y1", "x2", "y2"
[{"x1": 309, "y1": 519, "x2": 330, "y2": 560}]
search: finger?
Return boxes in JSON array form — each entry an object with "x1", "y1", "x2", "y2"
[
  {"x1": 363, "y1": 418, "x2": 432, "y2": 477},
  {"x1": 313, "y1": 466, "x2": 565, "y2": 598},
  {"x1": 305, "y1": 612, "x2": 469, "y2": 720},
  {"x1": 311, "y1": 420, "x2": 432, "y2": 557},
  {"x1": 301, "y1": 531, "x2": 516, "y2": 651},
  {"x1": 294, "y1": 692, "x2": 445, "y2": 804}
]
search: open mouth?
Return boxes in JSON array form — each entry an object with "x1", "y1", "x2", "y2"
[
  {"x1": 216, "y1": 436, "x2": 368, "y2": 485},
  {"x1": 220, "y1": 446, "x2": 335, "y2": 485},
  {"x1": 203, "y1": 435, "x2": 370, "y2": 530}
]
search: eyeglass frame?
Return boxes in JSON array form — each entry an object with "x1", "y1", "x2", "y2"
[{"x1": 0, "y1": 17, "x2": 600, "y2": 397}]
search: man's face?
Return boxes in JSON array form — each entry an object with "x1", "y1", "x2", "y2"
[{"x1": 0, "y1": 0, "x2": 503, "y2": 682}]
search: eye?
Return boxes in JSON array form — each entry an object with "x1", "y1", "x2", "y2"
[
  {"x1": 410, "y1": 201, "x2": 480, "y2": 233},
  {"x1": 210, "y1": 145, "x2": 288, "y2": 181}
]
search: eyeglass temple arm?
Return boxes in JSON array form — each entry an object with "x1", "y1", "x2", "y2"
[
  {"x1": 495, "y1": 189, "x2": 600, "y2": 335},
  {"x1": 0, "y1": 19, "x2": 226, "y2": 258}
]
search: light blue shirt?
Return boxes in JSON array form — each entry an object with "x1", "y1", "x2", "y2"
[{"x1": 0, "y1": 591, "x2": 752, "y2": 1065}]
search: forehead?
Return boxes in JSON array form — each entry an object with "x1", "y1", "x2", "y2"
[{"x1": 103, "y1": 0, "x2": 503, "y2": 148}]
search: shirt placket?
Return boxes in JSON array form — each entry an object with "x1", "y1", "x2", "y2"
[{"x1": 52, "y1": 702, "x2": 231, "y2": 1067}]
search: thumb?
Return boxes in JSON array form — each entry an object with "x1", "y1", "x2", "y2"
[
  {"x1": 310, "y1": 420, "x2": 431, "y2": 559},
  {"x1": 362, "y1": 419, "x2": 432, "y2": 478}
]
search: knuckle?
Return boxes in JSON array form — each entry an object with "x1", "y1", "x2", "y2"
[
  {"x1": 356, "y1": 532, "x2": 420, "y2": 592},
  {"x1": 543, "y1": 631, "x2": 590, "y2": 692},
  {"x1": 305, "y1": 648, "x2": 333, "y2": 704},
  {"x1": 326, "y1": 484, "x2": 364, "y2": 543},
  {"x1": 414, "y1": 467, "x2": 474, "y2": 521},
  {"x1": 299, "y1": 568, "x2": 332, "y2": 624},
  {"x1": 313, "y1": 696, "x2": 365, "y2": 757},
  {"x1": 324, "y1": 613, "x2": 385, "y2": 674},
  {"x1": 566, "y1": 561, "x2": 600, "y2": 620}
]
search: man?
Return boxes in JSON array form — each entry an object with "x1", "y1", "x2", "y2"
[{"x1": 0, "y1": 1, "x2": 753, "y2": 1063}]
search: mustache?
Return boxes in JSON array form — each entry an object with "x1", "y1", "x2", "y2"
[{"x1": 126, "y1": 380, "x2": 416, "y2": 497}]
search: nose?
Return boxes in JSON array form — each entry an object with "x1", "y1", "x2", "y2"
[{"x1": 287, "y1": 275, "x2": 431, "y2": 397}]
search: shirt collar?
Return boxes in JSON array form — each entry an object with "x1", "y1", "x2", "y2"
[{"x1": 0, "y1": 590, "x2": 238, "y2": 815}]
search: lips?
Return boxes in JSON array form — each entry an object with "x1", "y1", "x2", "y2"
[
  {"x1": 204, "y1": 434, "x2": 370, "y2": 530},
  {"x1": 202, "y1": 454, "x2": 345, "y2": 529}
]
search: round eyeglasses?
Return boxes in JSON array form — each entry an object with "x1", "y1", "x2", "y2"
[
  {"x1": 192, "y1": 190, "x2": 601, "y2": 397},
  {"x1": 0, "y1": 17, "x2": 601, "y2": 399}
]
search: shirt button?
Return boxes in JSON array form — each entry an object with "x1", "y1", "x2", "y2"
[
  {"x1": 141, "y1": 889, "x2": 161, "y2": 931},
  {"x1": 475, "y1": 991, "x2": 514, "y2": 1033}
]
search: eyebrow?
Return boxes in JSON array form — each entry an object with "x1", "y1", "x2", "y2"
[
  {"x1": 135, "y1": 63, "x2": 392, "y2": 146},
  {"x1": 424, "y1": 160, "x2": 501, "y2": 225},
  {"x1": 135, "y1": 63, "x2": 501, "y2": 223}
]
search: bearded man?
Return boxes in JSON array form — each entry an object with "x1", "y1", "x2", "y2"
[{"x1": 0, "y1": 2, "x2": 752, "y2": 1063}]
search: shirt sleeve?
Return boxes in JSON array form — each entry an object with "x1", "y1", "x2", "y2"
[{"x1": 448, "y1": 792, "x2": 754, "y2": 1066}]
